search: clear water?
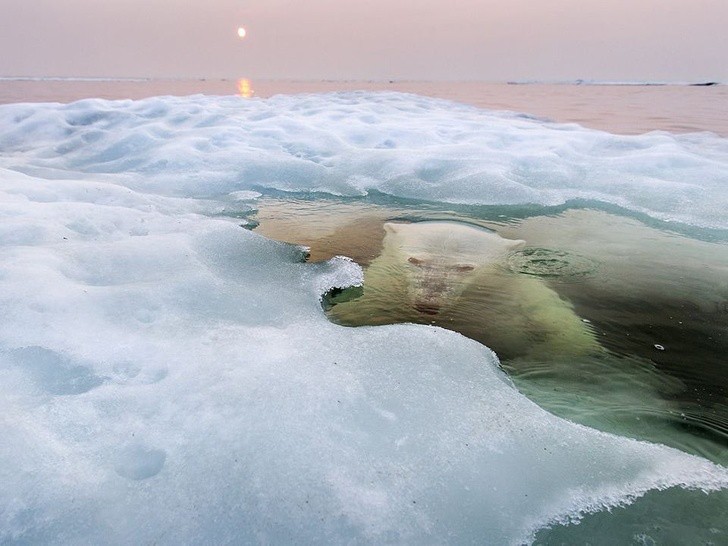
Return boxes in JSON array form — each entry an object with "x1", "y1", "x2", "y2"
[
  {"x1": 250, "y1": 193, "x2": 728, "y2": 540},
  {"x1": 253, "y1": 196, "x2": 728, "y2": 463},
  {"x1": 535, "y1": 488, "x2": 728, "y2": 544}
]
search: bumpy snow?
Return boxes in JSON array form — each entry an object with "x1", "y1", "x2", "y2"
[{"x1": 1, "y1": 92, "x2": 727, "y2": 229}]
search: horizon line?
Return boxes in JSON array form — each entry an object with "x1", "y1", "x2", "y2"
[{"x1": 0, "y1": 76, "x2": 723, "y2": 86}]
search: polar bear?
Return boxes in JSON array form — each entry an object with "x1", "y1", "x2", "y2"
[
  {"x1": 328, "y1": 221, "x2": 599, "y2": 360},
  {"x1": 385, "y1": 221, "x2": 525, "y2": 316}
]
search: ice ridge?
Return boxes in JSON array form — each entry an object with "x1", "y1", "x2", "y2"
[{"x1": 0, "y1": 92, "x2": 726, "y2": 230}]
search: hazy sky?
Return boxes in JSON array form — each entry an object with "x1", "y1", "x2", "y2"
[{"x1": 1, "y1": 0, "x2": 726, "y2": 81}]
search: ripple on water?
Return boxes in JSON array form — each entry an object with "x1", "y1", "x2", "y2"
[{"x1": 506, "y1": 247, "x2": 599, "y2": 279}]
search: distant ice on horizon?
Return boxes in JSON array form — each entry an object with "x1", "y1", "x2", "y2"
[{"x1": 506, "y1": 79, "x2": 723, "y2": 86}]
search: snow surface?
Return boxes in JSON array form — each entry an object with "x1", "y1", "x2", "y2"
[
  {"x1": 0, "y1": 92, "x2": 727, "y2": 229},
  {"x1": 1, "y1": 93, "x2": 727, "y2": 544}
]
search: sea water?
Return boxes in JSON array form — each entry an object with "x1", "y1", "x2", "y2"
[
  {"x1": 0, "y1": 81, "x2": 726, "y2": 544},
  {"x1": 254, "y1": 197, "x2": 728, "y2": 462},
  {"x1": 2, "y1": 77, "x2": 727, "y2": 136}
]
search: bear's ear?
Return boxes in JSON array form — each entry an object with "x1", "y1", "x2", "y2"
[
  {"x1": 384, "y1": 223, "x2": 400, "y2": 236},
  {"x1": 507, "y1": 239, "x2": 526, "y2": 250}
]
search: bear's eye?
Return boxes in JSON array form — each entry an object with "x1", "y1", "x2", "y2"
[{"x1": 408, "y1": 257, "x2": 423, "y2": 266}]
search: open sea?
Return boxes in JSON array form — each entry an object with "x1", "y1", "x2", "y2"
[
  {"x1": 2, "y1": 77, "x2": 727, "y2": 135},
  {"x1": 1, "y1": 78, "x2": 726, "y2": 544}
]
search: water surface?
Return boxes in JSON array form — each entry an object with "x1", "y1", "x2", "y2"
[
  {"x1": 252, "y1": 196, "x2": 728, "y2": 466},
  {"x1": 2, "y1": 78, "x2": 726, "y2": 135}
]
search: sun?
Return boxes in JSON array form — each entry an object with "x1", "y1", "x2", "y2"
[{"x1": 237, "y1": 27, "x2": 247, "y2": 39}]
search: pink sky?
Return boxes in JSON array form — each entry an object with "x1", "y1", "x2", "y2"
[{"x1": 1, "y1": 0, "x2": 726, "y2": 81}]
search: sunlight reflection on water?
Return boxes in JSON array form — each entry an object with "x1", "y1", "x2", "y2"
[
  {"x1": 1, "y1": 79, "x2": 726, "y2": 135},
  {"x1": 236, "y1": 78, "x2": 254, "y2": 98}
]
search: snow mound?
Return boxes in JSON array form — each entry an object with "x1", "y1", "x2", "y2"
[{"x1": 0, "y1": 92, "x2": 726, "y2": 229}]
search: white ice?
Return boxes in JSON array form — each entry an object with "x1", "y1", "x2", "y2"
[
  {"x1": 0, "y1": 94, "x2": 727, "y2": 544},
  {"x1": 0, "y1": 92, "x2": 726, "y2": 229}
]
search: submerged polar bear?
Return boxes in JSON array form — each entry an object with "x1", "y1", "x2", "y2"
[
  {"x1": 389, "y1": 221, "x2": 524, "y2": 315},
  {"x1": 329, "y1": 221, "x2": 599, "y2": 360}
]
